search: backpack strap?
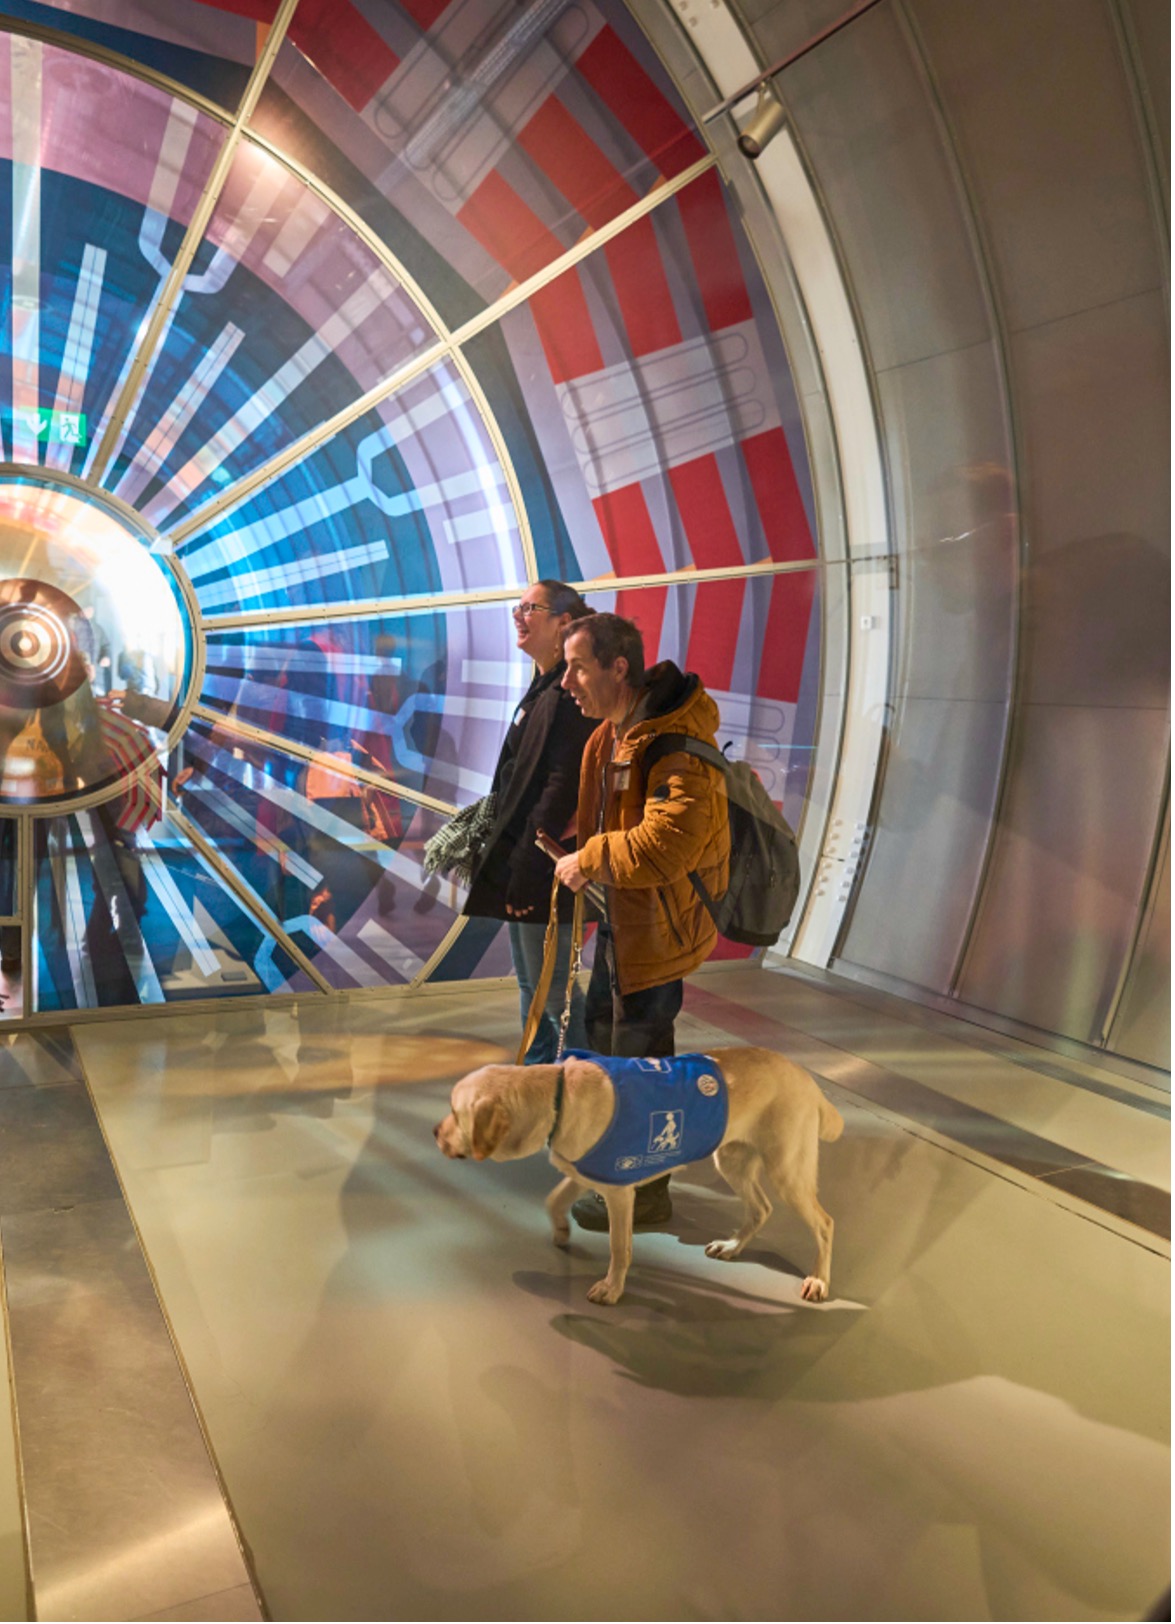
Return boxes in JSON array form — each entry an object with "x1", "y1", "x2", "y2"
[
  {"x1": 640, "y1": 732, "x2": 729, "y2": 776},
  {"x1": 638, "y1": 733, "x2": 729, "y2": 914}
]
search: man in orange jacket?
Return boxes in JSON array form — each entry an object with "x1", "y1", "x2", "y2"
[{"x1": 555, "y1": 612, "x2": 730, "y2": 1230}]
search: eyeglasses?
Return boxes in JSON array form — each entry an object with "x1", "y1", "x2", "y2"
[{"x1": 511, "y1": 602, "x2": 554, "y2": 619}]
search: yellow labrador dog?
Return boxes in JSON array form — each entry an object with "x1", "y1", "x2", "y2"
[{"x1": 434, "y1": 1047, "x2": 843, "y2": 1306}]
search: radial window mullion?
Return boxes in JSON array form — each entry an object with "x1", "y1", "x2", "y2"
[
  {"x1": 87, "y1": 0, "x2": 303, "y2": 486},
  {"x1": 165, "y1": 156, "x2": 716, "y2": 551}
]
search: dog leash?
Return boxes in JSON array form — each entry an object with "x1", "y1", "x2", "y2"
[{"x1": 516, "y1": 881, "x2": 585, "y2": 1065}]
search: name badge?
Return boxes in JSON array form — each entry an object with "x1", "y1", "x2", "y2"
[{"x1": 611, "y1": 762, "x2": 632, "y2": 791}]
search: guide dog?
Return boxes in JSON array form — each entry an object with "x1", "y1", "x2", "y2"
[{"x1": 434, "y1": 1046, "x2": 843, "y2": 1306}]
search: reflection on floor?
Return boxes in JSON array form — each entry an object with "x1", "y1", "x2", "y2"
[
  {"x1": 0, "y1": 1027, "x2": 259, "y2": 1623},
  {"x1": 28, "y1": 966, "x2": 1175, "y2": 1618}
]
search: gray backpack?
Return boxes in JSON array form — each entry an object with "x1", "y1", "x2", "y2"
[{"x1": 642, "y1": 733, "x2": 800, "y2": 948}]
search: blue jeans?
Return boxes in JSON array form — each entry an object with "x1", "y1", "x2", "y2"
[{"x1": 509, "y1": 919, "x2": 588, "y2": 1064}]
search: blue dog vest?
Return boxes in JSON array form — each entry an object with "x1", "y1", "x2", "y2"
[{"x1": 561, "y1": 1051, "x2": 729, "y2": 1185}]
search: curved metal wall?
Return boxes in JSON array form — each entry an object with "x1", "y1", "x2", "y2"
[
  {"x1": 693, "y1": 0, "x2": 1169, "y2": 1066},
  {"x1": 0, "y1": 0, "x2": 824, "y2": 1018}
]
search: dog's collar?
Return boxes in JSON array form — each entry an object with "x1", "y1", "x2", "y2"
[{"x1": 547, "y1": 1066, "x2": 566, "y2": 1149}]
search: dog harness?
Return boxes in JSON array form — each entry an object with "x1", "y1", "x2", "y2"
[{"x1": 555, "y1": 1051, "x2": 729, "y2": 1185}]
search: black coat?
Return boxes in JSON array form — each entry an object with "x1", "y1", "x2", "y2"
[{"x1": 464, "y1": 661, "x2": 597, "y2": 923}]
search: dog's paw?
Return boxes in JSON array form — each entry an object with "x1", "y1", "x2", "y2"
[
  {"x1": 705, "y1": 1239, "x2": 742, "y2": 1261},
  {"x1": 586, "y1": 1277, "x2": 623, "y2": 1306},
  {"x1": 800, "y1": 1276, "x2": 828, "y2": 1302},
  {"x1": 551, "y1": 1220, "x2": 571, "y2": 1249}
]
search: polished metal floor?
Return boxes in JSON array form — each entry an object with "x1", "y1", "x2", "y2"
[{"x1": 0, "y1": 964, "x2": 1168, "y2": 1621}]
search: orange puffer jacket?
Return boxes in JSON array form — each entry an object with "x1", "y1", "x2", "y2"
[{"x1": 575, "y1": 663, "x2": 730, "y2": 995}]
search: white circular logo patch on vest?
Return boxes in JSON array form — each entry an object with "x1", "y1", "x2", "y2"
[{"x1": 697, "y1": 1073, "x2": 719, "y2": 1097}]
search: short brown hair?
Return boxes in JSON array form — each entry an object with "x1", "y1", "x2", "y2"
[
  {"x1": 537, "y1": 580, "x2": 595, "y2": 620},
  {"x1": 564, "y1": 612, "x2": 645, "y2": 688}
]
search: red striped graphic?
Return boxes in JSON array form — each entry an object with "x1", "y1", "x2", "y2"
[
  {"x1": 603, "y1": 217, "x2": 681, "y2": 357},
  {"x1": 684, "y1": 578, "x2": 745, "y2": 692},
  {"x1": 395, "y1": 0, "x2": 451, "y2": 29},
  {"x1": 669, "y1": 456, "x2": 749, "y2": 689},
  {"x1": 707, "y1": 937, "x2": 758, "y2": 962},
  {"x1": 741, "y1": 431, "x2": 816, "y2": 699},
  {"x1": 194, "y1": 1, "x2": 277, "y2": 18},
  {"x1": 516, "y1": 96, "x2": 681, "y2": 359},
  {"x1": 595, "y1": 485, "x2": 670, "y2": 655},
  {"x1": 669, "y1": 455, "x2": 745, "y2": 570},
  {"x1": 525, "y1": 276, "x2": 609, "y2": 385},
  {"x1": 458, "y1": 173, "x2": 604, "y2": 383},
  {"x1": 573, "y1": 26, "x2": 705, "y2": 180},
  {"x1": 614, "y1": 586, "x2": 667, "y2": 659},
  {"x1": 96, "y1": 701, "x2": 161, "y2": 832},
  {"x1": 289, "y1": 0, "x2": 400, "y2": 112},
  {"x1": 675, "y1": 170, "x2": 754, "y2": 332},
  {"x1": 592, "y1": 483, "x2": 664, "y2": 578},
  {"x1": 458, "y1": 169, "x2": 566, "y2": 280},
  {"x1": 757, "y1": 570, "x2": 816, "y2": 703},
  {"x1": 741, "y1": 428, "x2": 814, "y2": 563},
  {"x1": 516, "y1": 96, "x2": 639, "y2": 230}
]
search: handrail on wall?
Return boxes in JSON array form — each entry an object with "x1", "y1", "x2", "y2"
[{"x1": 700, "y1": 0, "x2": 887, "y2": 124}]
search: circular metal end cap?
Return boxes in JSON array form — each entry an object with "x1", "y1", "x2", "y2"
[{"x1": 0, "y1": 578, "x2": 87, "y2": 710}]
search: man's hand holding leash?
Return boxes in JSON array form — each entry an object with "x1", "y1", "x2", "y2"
[
  {"x1": 553, "y1": 850, "x2": 589, "y2": 893},
  {"x1": 536, "y1": 831, "x2": 606, "y2": 910}
]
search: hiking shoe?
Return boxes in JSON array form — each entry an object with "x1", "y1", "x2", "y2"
[{"x1": 571, "y1": 1178, "x2": 673, "y2": 1232}]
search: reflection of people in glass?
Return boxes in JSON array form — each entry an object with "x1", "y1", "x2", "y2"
[
  {"x1": 298, "y1": 731, "x2": 378, "y2": 934},
  {"x1": 32, "y1": 693, "x2": 162, "y2": 1008},
  {"x1": 352, "y1": 632, "x2": 403, "y2": 849},
  {"x1": 1, "y1": 686, "x2": 111, "y2": 799},
  {"x1": 463, "y1": 583, "x2": 597, "y2": 1063},
  {"x1": 118, "y1": 645, "x2": 158, "y2": 697},
  {"x1": 0, "y1": 576, "x2": 163, "y2": 810},
  {"x1": 81, "y1": 800, "x2": 151, "y2": 1004},
  {"x1": 93, "y1": 620, "x2": 112, "y2": 696},
  {"x1": 57, "y1": 687, "x2": 125, "y2": 793}
]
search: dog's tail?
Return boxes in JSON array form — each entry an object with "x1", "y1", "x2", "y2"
[{"x1": 817, "y1": 1093, "x2": 845, "y2": 1143}]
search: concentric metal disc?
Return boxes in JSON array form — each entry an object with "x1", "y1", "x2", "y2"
[{"x1": 0, "y1": 579, "x2": 87, "y2": 710}]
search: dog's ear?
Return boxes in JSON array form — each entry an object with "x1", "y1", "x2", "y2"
[{"x1": 471, "y1": 1097, "x2": 510, "y2": 1160}]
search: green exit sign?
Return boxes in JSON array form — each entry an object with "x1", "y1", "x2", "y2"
[{"x1": 14, "y1": 408, "x2": 88, "y2": 446}]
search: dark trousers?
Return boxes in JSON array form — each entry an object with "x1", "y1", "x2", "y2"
[{"x1": 584, "y1": 927, "x2": 682, "y2": 1059}]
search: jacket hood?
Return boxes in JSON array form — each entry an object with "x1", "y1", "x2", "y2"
[{"x1": 629, "y1": 661, "x2": 720, "y2": 739}]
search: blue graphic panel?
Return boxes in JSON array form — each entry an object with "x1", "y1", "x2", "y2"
[
  {"x1": 0, "y1": 0, "x2": 256, "y2": 107},
  {"x1": 2, "y1": 42, "x2": 225, "y2": 472},
  {"x1": 173, "y1": 717, "x2": 463, "y2": 992},
  {"x1": 33, "y1": 806, "x2": 301, "y2": 1011},
  {"x1": 427, "y1": 916, "x2": 513, "y2": 985},
  {"x1": 0, "y1": 819, "x2": 15, "y2": 916},
  {"x1": 106, "y1": 138, "x2": 438, "y2": 529},
  {"x1": 179, "y1": 361, "x2": 527, "y2": 618},
  {"x1": 202, "y1": 599, "x2": 528, "y2": 807}
]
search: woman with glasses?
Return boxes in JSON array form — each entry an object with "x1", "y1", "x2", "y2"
[{"x1": 464, "y1": 582, "x2": 596, "y2": 1061}]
